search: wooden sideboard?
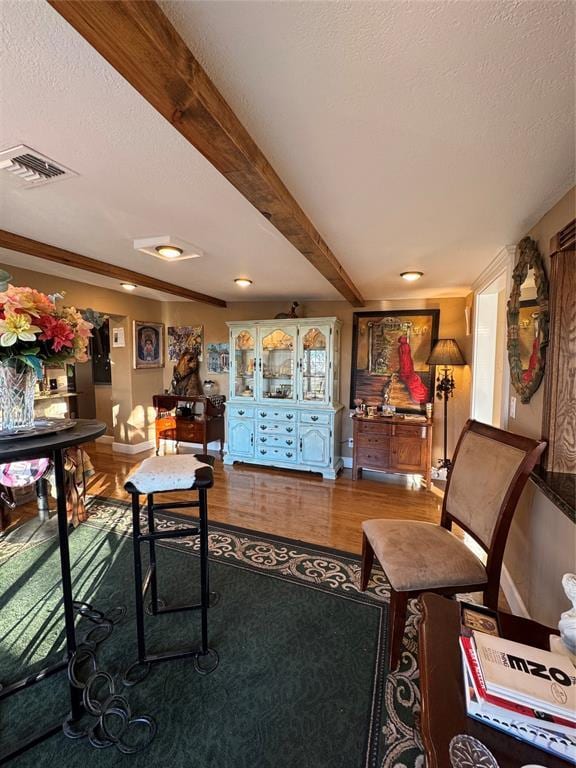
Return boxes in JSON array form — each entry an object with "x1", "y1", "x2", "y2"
[
  {"x1": 352, "y1": 414, "x2": 433, "y2": 488},
  {"x1": 153, "y1": 394, "x2": 225, "y2": 456}
]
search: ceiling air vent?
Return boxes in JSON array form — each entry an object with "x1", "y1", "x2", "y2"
[{"x1": 0, "y1": 145, "x2": 77, "y2": 188}]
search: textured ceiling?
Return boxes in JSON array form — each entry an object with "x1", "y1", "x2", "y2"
[{"x1": 0, "y1": 0, "x2": 574, "y2": 303}]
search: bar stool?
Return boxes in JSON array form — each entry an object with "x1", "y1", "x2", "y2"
[{"x1": 122, "y1": 453, "x2": 219, "y2": 685}]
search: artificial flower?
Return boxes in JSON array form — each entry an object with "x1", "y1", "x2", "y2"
[
  {"x1": 38, "y1": 315, "x2": 75, "y2": 352},
  {"x1": 0, "y1": 285, "x2": 55, "y2": 317},
  {"x1": 0, "y1": 312, "x2": 41, "y2": 346}
]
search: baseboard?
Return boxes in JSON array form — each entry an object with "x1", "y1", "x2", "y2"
[
  {"x1": 112, "y1": 439, "x2": 155, "y2": 455},
  {"x1": 342, "y1": 456, "x2": 353, "y2": 469},
  {"x1": 501, "y1": 563, "x2": 530, "y2": 618},
  {"x1": 96, "y1": 435, "x2": 113, "y2": 445}
]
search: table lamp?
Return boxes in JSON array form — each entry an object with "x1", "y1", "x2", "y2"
[{"x1": 426, "y1": 338, "x2": 466, "y2": 470}]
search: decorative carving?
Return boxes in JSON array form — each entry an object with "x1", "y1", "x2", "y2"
[{"x1": 507, "y1": 236, "x2": 549, "y2": 403}]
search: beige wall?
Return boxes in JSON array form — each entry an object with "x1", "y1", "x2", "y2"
[
  {"x1": 163, "y1": 296, "x2": 471, "y2": 465},
  {"x1": 503, "y1": 186, "x2": 575, "y2": 626},
  {"x1": 1, "y1": 263, "x2": 164, "y2": 445}
]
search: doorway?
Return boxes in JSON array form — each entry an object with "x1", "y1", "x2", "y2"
[{"x1": 471, "y1": 266, "x2": 510, "y2": 428}]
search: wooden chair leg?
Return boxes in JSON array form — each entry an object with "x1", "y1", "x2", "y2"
[
  {"x1": 360, "y1": 533, "x2": 374, "y2": 591},
  {"x1": 388, "y1": 588, "x2": 409, "y2": 671}
]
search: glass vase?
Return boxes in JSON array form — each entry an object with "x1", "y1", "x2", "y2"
[{"x1": 0, "y1": 361, "x2": 37, "y2": 432}]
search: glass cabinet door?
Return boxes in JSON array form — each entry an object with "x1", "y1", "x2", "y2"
[
  {"x1": 299, "y1": 325, "x2": 329, "y2": 404},
  {"x1": 259, "y1": 326, "x2": 296, "y2": 401},
  {"x1": 231, "y1": 328, "x2": 256, "y2": 400}
]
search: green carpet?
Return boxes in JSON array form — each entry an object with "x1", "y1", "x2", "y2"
[{"x1": 0, "y1": 498, "x2": 422, "y2": 767}]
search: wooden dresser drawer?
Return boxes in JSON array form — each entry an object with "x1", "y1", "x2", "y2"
[
  {"x1": 355, "y1": 420, "x2": 393, "y2": 435},
  {"x1": 356, "y1": 447, "x2": 389, "y2": 467},
  {"x1": 394, "y1": 424, "x2": 427, "y2": 439},
  {"x1": 356, "y1": 435, "x2": 389, "y2": 450},
  {"x1": 176, "y1": 420, "x2": 204, "y2": 443}
]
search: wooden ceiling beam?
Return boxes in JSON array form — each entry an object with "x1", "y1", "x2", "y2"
[
  {"x1": 0, "y1": 229, "x2": 227, "y2": 307},
  {"x1": 47, "y1": 0, "x2": 365, "y2": 307}
]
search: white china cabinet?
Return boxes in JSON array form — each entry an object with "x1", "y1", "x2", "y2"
[{"x1": 225, "y1": 318, "x2": 343, "y2": 479}]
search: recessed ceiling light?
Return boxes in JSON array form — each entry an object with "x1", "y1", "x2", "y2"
[
  {"x1": 155, "y1": 245, "x2": 183, "y2": 259},
  {"x1": 400, "y1": 271, "x2": 424, "y2": 282},
  {"x1": 234, "y1": 278, "x2": 253, "y2": 287},
  {"x1": 121, "y1": 282, "x2": 137, "y2": 291}
]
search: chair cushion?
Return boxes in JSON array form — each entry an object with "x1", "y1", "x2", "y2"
[
  {"x1": 362, "y1": 519, "x2": 487, "y2": 592},
  {"x1": 124, "y1": 454, "x2": 213, "y2": 494}
]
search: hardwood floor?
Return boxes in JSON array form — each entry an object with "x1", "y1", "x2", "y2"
[{"x1": 4, "y1": 442, "x2": 441, "y2": 554}]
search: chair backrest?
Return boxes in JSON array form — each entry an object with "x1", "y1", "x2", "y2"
[{"x1": 442, "y1": 420, "x2": 545, "y2": 586}]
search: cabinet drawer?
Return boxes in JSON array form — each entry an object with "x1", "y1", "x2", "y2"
[
  {"x1": 299, "y1": 411, "x2": 330, "y2": 425},
  {"x1": 258, "y1": 435, "x2": 296, "y2": 448},
  {"x1": 394, "y1": 424, "x2": 427, "y2": 439},
  {"x1": 256, "y1": 446, "x2": 297, "y2": 463},
  {"x1": 176, "y1": 421, "x2": 204, "y2": 442},
  {"x1": 257, "y1": 421, "x2": 297, "y2": 436},
  {"x1": 356, "y1": 435, "x2": 389, "y2": 450},
  {"x1": 257, "y1": 408, "x2": 296, "y2": 421},
  {"x1": 355, "y1": 420, "x2": 393, "y2": 435},
  {"x1": 356, "y1": 447, "x2": 389, "y2": 467},
  {"x1": 229, "y1": 406, "x2": 254, "y2": 419}
]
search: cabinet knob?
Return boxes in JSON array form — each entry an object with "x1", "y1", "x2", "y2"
[
  {"x1": 286, "y1": 439, "x2": 293, "y2": 445},
  {"x1": 260, "y1": 411, "x2": 267, "y2": 417},
  {"x1": 286, "y1": 452, "x2": 293, "y2": 458},
  {"x1": 311, "y1": 415, "x2": 319, "y2": 421},
  {"x1": 238, "y1": 409, "x2": 245, "y2": 415},
  {"x1": 286, "y1": 427, "x2": 293, "y2": 433},
  {"x1": 260, "y1": 437, "x2": 267, "y2": 443},
  {"x1": 260, "y1": 425, "x2": 267, "y2": 430},
  {"x1": 286, "y1": 414, "x2": 294, "y2": 420},
  {"x1": 260, "y1": 449, "x2": 267, "y2": 455}
]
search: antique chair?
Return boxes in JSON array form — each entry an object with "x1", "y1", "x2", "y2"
[{"x1": 360, "y1": 419, "x2": 546, "y2": 670}]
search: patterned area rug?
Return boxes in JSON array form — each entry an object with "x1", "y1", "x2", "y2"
[{"x1": 1, "y1": 496, "x2": 424, "y2": 767}]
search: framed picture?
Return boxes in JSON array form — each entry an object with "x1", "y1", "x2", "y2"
[
  {"x1": 167, "y1": 325, "x2": 203, "y2": 362},
  {"x1": 133, "y1": 321, "x2": 164, "y2": 369},
  {"x1": 207, "y1": 342, "x2": 230, "y2": 373},
  {"x1": 350, "y1": 310, "x2": 440, "y2": 412}
]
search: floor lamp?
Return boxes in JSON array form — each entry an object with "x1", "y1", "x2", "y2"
[{"x1": 426, "y1": 338, "x2": 466, "y2": 470}]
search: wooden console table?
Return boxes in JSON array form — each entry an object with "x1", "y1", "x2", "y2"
[
  {"x1": 153, "y1": 394, "x2": 225, "y2": 456},
  {"x1": 352, "y1": 414, "x2": 433, "y2": 488},
  {"x1": 419, "y1": 593, "x2": 568, "y2": 768}
]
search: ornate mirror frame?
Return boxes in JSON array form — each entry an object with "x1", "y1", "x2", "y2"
[{"x1": 507, "y1": 236, "x2": 549, "y2": 404}]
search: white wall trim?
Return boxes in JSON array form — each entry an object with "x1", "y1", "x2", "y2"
[
  {"x1": 501, "y1": 563, "x2": 530, "y2": 618},
  {"x1": 342, "y1": 456, "x2": 353, "y2": 469},
  {"x1": 113, "y1": 439, "x2": 155, "y2": 455},
  {"x1": 471, "y1": 245, "x2": 516, "y2": 294},
  {"x1": 96, "y1": 435, "x2": 113, "y2": 445}
]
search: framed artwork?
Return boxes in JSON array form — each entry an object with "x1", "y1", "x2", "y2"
[
  {"x1": 350, "y1": 310, "x2": 440, "y2": 412},
  {"x1": 207, "y1": 342, "x2": 230, "y2": 373},
  {"x1": 133, "y1": 321, "x2": 164, "y2": 369},
  {"x1": 167, "y1": 325, "x2": 203, "y2": 362}
]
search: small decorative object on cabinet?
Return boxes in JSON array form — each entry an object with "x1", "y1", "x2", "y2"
[
  {"x1": 225, "y1": 318, "x2": 343, "y2": 479},
  {"x1": 352, "y1": 414, "x2": 433, "y2": 488},
  {"x1": 153, "y1": 394, "x2": 225, "y2": 455}
]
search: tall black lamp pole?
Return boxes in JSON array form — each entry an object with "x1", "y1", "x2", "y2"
[{"x1": 426, "y1": 339, "x2": 466, "y2": 470}]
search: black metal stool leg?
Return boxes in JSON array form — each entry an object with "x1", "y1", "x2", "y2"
[
  {"x1": 147, "y1": 493, "x2": 159, "y2": 615},
  {"x1": 199, "y1": 488, "x2": 209, "y2": 655},
  {"x1": 131, "y1": 493, "x2": 146, "y2": 663}
]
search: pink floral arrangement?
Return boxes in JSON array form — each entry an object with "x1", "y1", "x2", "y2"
[{"x1": 0, "y1": 285, "x2": 93, "y2": 376}]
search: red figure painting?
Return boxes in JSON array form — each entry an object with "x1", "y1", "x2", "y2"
[
  {"x1": 522, "y1": 337, "x2": 539, "y2": 383},
  {"x1": 398, "y1": 335, "x2": 429, "y2": 403}
]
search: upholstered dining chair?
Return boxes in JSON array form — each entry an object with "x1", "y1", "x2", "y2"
[{"x1": 360, "y1": 419, "x2": 546, "y2": 670}]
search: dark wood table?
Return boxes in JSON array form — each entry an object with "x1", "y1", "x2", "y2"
[
  {"x1": 419, "y1": 593, "x2": 570, "y2": 768},
  {"x1": 0, "y1": 419, "x2": 106, "y2": 764}
]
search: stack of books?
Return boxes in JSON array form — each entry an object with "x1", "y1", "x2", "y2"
[{"x1": 460, "y1": 627, "x2": 576, "y2": 761}]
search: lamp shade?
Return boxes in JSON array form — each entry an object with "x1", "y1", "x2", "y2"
[{"x1": 426, "y1": 338, "x2": 466, "y2": 366}]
